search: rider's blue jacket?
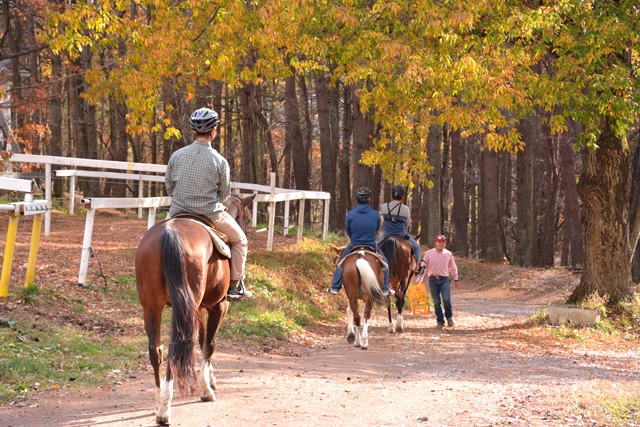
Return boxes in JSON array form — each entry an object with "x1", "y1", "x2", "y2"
[{"x1": 346, "y1": 203, "x2": 381, "y2": 248}]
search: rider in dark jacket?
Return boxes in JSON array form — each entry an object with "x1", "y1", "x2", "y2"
[{"x1": 327, "y1": 187, "x2": 391, "y2": 296}]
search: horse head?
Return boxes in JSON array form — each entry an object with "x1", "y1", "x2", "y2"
[
  {"x1": 224, "y1": 193, "x2": 256, "y2": 234},
  {"x1": 330, "y1": 244, "x2": 346, "y2": 265}
]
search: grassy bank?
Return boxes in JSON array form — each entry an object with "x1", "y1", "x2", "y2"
[{"x1": 0, "y1": 237, "x2": 343, "y2": 402}]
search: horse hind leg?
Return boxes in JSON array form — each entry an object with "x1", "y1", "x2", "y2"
[
  {"x1": 143, "y1": 308, "x2": 173, "y2": 425},
  {"x1": 156, "y1": 377, "x2": 174, "y2": 425},
  {"x1": 198, "y1": 360, "x2": 216, "y2": 402},
  {"x1": 360, "y1": 318, "x2": 369, "y2": 349},
  {"x1": 396, "y1": 313, "x2": 404, "y2": 333},
  {"x1": 346, "y1": 305, "x2": 356, "y2": 344},
  {"x1": 387, "y1": 301, "x2": 395, "y2": 333},
  {"x1": 198, "y1": 302, "x2": 229, "y2": 402},
  {"x1": 395, "y1": 286, "x2": 407, "y2": 332}
]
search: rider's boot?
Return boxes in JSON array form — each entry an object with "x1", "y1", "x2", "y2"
[{"x1": 228, "y1": 279, "x2": 252, "y2": 300}]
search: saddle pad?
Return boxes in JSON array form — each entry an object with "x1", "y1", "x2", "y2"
[
  {"x1": 183, "y1": 218, "x2": 231, "y2": 259},
  {"x1": 338, "y1": 248, "x2": 389, "y2": 270}
]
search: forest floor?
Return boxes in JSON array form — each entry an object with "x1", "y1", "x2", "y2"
[{"x1": 1, "y1": 211, "x2": 639, "y2": 427}]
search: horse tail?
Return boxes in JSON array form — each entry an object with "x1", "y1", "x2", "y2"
[
  {"x1": 379, "y1": 238, "x2": 399, "y2": 277},
  {"x1": 160, "y1": 227, "x2": 198, "y2": 392},
  {"x1": 355, "y1": 258, "x2": 388, "y2": 306}
]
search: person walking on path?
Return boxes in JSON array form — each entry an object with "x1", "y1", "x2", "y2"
[
  {"x1": 379, "y1": 184, "x2": 424, "y2": 275},
  {"x1": 165, "y1": 107, "x2": 251, "y2": 300},
  {"x1": 415, "y1": 234, "x2": 459, "y2": 328},
  {"x1": 327, "y1": 187, "x2": 392, "y2": 297}
]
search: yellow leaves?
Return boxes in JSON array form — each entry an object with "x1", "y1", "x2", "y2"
[
  {"x1": 549, "y1": 115, "x2": 568, "y2": 135},
  {"x1": 163, "y1": 127, "x2": 182, "y2": 141},
  {"x1": 483, "y1": 128, "x2": 524, "y2": 153}
]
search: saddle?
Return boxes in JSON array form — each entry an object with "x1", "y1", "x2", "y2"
[
  {"x1": 172, "y1": 213, "x2": 231, "y2": 259},
  {"x1": 338, "y1": 245, "x2": 389, "y2": 270}
]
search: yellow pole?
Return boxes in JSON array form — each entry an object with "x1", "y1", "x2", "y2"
[
  {"x1": 24, "y1": 213, "x2": 44, "y2": 287},
  {"x1": 0, "y1": 212, "x2": 20, "y2": 297}
]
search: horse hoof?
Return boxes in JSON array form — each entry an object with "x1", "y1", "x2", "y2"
[
  {"x1": 156, "y1": 415, "x2": 171, "y2": 425},
  {"x1": 347, "y1": 334, "x2": 355, "y2": 344},
  {"x1": 200, "y1": 394, "x2": 216, "y2": 402},
  {"x1": 395, "y1": 326, "x2": 404, "y2": 333}
]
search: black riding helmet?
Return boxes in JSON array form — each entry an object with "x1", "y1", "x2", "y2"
[
  {"x1": 189, "y1": 108, "x2": 219, "y2": 133},
  {"x1": 391, "y1": 185, "x2": 405, "y2": 200},
  {"x1": 355, "y1": 187, "x2": 371, "y2": 202}
]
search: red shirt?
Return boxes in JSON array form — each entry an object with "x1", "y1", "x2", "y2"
[{"x1": 416, "y1": 247, "x2": 458, "y2": 282}]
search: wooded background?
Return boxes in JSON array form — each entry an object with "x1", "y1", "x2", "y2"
[{"x1": 1, "y1": 1, "x2": 639, "y2": 304}]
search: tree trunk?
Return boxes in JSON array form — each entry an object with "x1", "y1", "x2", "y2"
[
  {"x1": 480, "y1": 149, "x2": 502, "y2": 262},
  {"x1": 298, "y1": 74, "x2": 313, "y2": 176},
  {"x1": 514, "y1": 117, "x2": 536, "y2": 267},
  {"x1": 422, "y1": 124, "x2": 442, "y2": 243},
  {"x1": 628, "y1": 123, "x2": 640, "y2": 281},
  {"x1": 351, "y1": 83, "x2": 373, "y2": 191},
  {"x1": 328, "y1": 79, "x2": 341, "y2": 231},
  {"x1": 497, "y1": 151, "x2": 512, "y2": 261},
  {"x1": 559, "y1": 129, "x2": 584, "y2": 268},
  {"x1": 450, "y1": 128, "x2": 468, "y2": 256},
  {"x1": 250, "y1": 86, "x2": 277, "y2": 183},
  {"x1": 314, "y1": 71, "x2": 338, "y2": 231},
  {"x1": 239, "y1": 82, "x2": 255, "y2": 183},
  {"x1": 536, "y1": 122, "x2": 559, "y2": 267},
  {"x1": 49, "y1": 52, "x2": 64, "y2": 198},
  {"x1": 285, "y1": 71, "x2": 310, "y2": 191},
  {"x1": 569, "y1": 119, "x2": 632, "y2": 304},
  {"x1": 337, "y1": 84, "x2": 353, "y2": 230}
]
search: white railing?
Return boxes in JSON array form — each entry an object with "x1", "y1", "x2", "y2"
[{"x1": 8, "y1": 155, "x2": 330, "y2": 244}]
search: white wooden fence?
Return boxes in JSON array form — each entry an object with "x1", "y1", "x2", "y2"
[{"x1": 4, "y1": 155, "x2": 331, "y2": 286}]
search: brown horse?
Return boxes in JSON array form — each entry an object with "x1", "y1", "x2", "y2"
[
  {"x1": 379, "y1": 235, "x2": 420, "y2": 332},
  {"x1": 135, "y1": 193, "x2": 255, "y2": 425},
  {"x1": 331, "y1": 245, "x2": 389, "y2": 349}
]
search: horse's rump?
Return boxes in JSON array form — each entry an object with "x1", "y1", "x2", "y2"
[
  {"x1": 379, "y1": 235, "x2": 413, "y2": 279},
  {"x1": 341, "y1": 251, "x2": 387, "y2": 306}
]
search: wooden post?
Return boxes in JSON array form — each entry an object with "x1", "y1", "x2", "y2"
[
  {"x1": 0, "y1": 212, "x2": 20, "y2": 296},
  {"x1": 45, "y1": 163, "x2": 51, "y2": 236},
  {"x1": 267, "y1": 172, "x2": 276, "y2": 251},
  {"x1": 78, "y1": 209, "x2": 96, "y2": 286},
  {"x1": 24, "y1": 213, "x2": 44, "y2": 287}
]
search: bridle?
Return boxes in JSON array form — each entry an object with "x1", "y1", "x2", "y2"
[{"x1": 227, "y1": 195, "x2": 249, "y2": 234}]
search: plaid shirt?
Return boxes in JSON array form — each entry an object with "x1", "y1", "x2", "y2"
[{"x1": 165, "y1": 140, "x2": 231, "y2": 219}]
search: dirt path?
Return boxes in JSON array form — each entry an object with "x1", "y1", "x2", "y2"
[
  {"x1": 1, "y1": 212, "x2": 639, "y2": 426},
  {"x1": 4, "y1": 282, "x2": 640, "y2": 427}
]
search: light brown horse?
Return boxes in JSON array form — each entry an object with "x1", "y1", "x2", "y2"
[
  {"x1": 135, "y1": 193, "x2": 255, "y2": 425},
  {"x1": 331, "y1": 245, "x2": 389, "y2": 349},
  {"x1": 379, "y1": 235, "x2": 420, "y2": 332}
]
